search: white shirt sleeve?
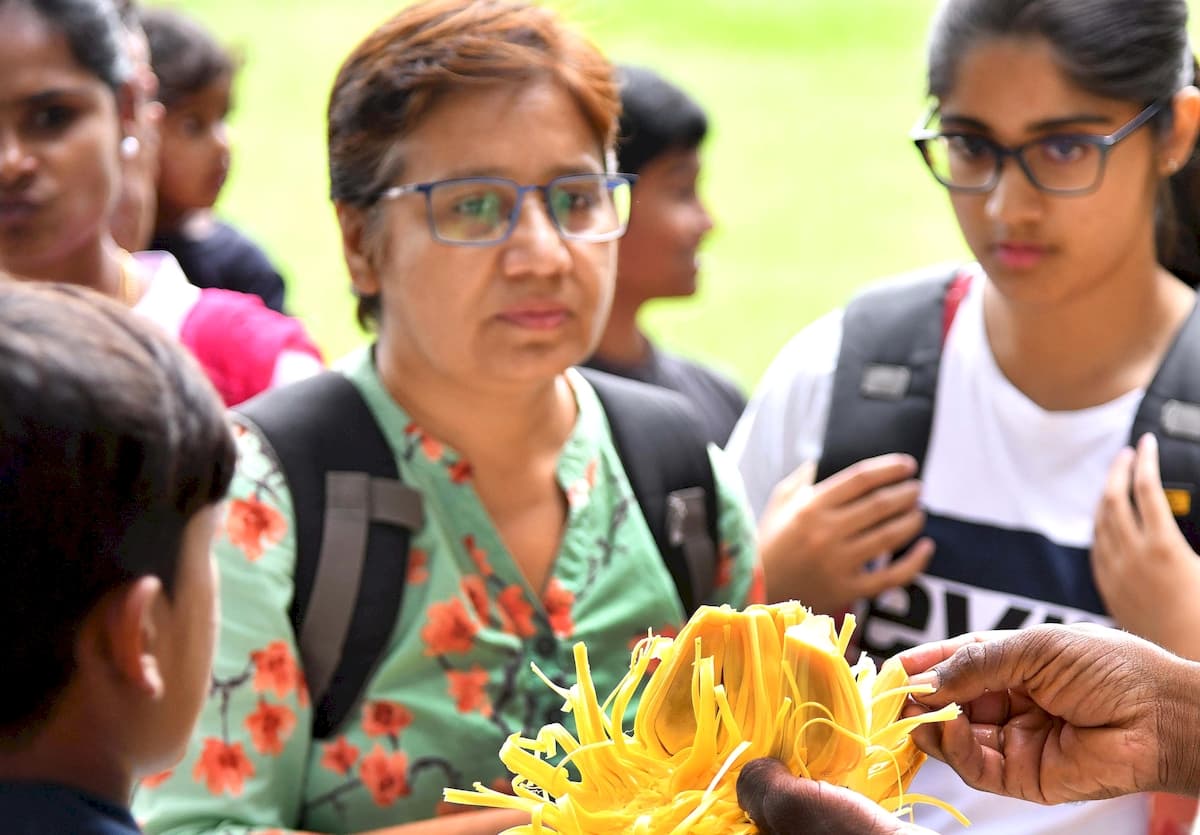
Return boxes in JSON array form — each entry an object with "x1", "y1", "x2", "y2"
[{"x1": 726, "y1": 309, "x2": 844, "y2": 520}]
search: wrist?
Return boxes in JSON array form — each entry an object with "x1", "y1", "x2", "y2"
[{"x1": 1158, "y1": 654, "x2": 1200, "y2": 795}]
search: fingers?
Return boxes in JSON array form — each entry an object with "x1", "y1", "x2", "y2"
[
  {"x1": 736, "y1": 758, "x2": 921, "y2": 835},
  {"x1": 1131, "y1": 433, "x2": 1175, "y2": 532},
  {"x1": 855, "y1": 536, "x2": 935, "y2": 599},
  {"x1": 898, "y1": 631, "x2": 1008, "y2": 677},
  {"x1": 815, "y1": 454, "x2": 919, "y2": 508}
]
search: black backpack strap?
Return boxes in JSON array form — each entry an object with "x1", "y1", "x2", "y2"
[
  {"x1": 580, "y1": 367, "x2": 719, "y2": 615},
  {"x1": 233, "y1": 372, "x2": 423, "y2": 739},
  {"x1": 816, "y1": 265, "x2": 965, "y2": 483},
  {"x1": 1131, "y1": 299, "x2": 1200, "y2": 551}
]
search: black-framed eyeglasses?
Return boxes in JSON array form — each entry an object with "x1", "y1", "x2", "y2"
[
  {"x1": 911, "y1": 99, "x2": 1165, "y2": 195},
  {"x1": 377, "y1": 173, "x2": 637, "y2": 246}
]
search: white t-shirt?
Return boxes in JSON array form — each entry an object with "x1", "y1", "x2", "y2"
[{"x1": 728, "y1": 273, "x2": 1148, "y2": 834}]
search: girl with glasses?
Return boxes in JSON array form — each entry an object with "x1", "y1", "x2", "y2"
[
  {"x1": 729, "y1": 0, "x2": 1200, "y2": 832},
  {"x1": 135, "y1": 1, "x2": 762, "y2": 833}
]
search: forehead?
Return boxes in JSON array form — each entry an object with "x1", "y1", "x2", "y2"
[
  {"x1": 0, "y1": 4, "x2": 109, "y2": 107},
  {"x1": 394, "y1": 78, "x2": 606, "y2": 181},
  {"x1": 939, "y1": 36, "x2": 1132, "y2": 130}
]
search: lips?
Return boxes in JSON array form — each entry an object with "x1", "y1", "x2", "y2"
[
  {"x1": 497, "y1": 303, "x2": 571, "y2": 331},
  {"x1": 992, "y1": 241, "x2": 1049, "y2": 270},
  {"x1": 0, "y1": 197, "x2": 38, "y2": 225}
]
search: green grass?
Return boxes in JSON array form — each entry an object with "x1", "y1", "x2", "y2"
[{"x1": 173, "y1": 0, "x2": 973, "y2": 388}]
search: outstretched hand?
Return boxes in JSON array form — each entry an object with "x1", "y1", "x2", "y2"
[{"x1": 899, "y1": 624, "x2": 1200, "y2": 805}]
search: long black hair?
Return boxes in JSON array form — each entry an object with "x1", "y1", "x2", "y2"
[{"x1": 926, "y1": 0, "x2": 1200, "y2": 285}]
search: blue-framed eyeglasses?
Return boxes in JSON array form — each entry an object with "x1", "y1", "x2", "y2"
[
  {"x1": 912, "y1": 99, "x2": 1166, "y2": 195},
  {"x1": 377, "y1": 173, "x2": 637, "y2": 246}
]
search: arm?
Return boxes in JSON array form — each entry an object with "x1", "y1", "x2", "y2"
[
  {"x1": 359, "y1": 809, "x2": 527, "y2": 834},
  {"x1": 899, "y1": 624, "x2": 1200, "y2": 803},
  {"x1": 134, "y1": 429, "x2": 314, "y2": 834},
  {"x1": 1091, "y1": 432, "x2": 1200, "y2": 659}
]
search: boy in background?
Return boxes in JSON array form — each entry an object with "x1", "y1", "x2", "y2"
[
  {"x1": 585, "y1": 64, "x2": 746, "y2": 447},
  {"x1": 142, "y1": 6, "x2": 288, "y2": 313},
  {"x1": 0, "y1": 281, "x2": 235, "y2": 833}
]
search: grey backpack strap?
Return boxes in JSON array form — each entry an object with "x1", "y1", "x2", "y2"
[
  {"x1": 234, "y1": 371, "x2": 423, "y2": 739},
  {"x1": 816, "y1": 265, "x2": 967, "y2": 483},
  {"x1": 1131, "y1": 298, "x2": 1200, "y2": 551}
]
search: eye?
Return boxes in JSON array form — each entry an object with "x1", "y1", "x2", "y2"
[
  {"x1": 945, "y1": 134, "x2": 993, "y2": 161},
  {"x1": 1038, "y1": 136, "x2": 1092, "y2": 164},
  {"x1": 452, "y1": 190, "x2": 503, "y2": 221},
  {"x1": 179, "y1": 115, "x2": 206, "y2": 137},
  {"x1": 27, "y1": 103, "x2": 77, "y2": 135}
]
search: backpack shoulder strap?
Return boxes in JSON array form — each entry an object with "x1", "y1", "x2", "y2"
[
  {"x1": 1132, "y1": 298, "x2": 1200, "y2": 551},
  {"x1": 233, "y1": 372, "x2": 423, "y2": 739},
  {"x1": 579, "y1": 367, "x2": 719, "y2": 615},
  {"x1": 816, "y1": 265, "x2": 966, "y2": 483}
]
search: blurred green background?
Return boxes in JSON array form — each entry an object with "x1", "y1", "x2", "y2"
[{"x1": 174, "y1": 0, "x2": 965, "y2": 390}]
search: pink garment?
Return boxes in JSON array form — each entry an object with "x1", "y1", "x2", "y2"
[{"x1": 180, "y1": 288, "x2": 323, "y2": 406}]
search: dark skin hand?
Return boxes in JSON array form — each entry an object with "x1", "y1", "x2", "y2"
[{"x1": 737, "y1": 624, "x2": 1200, "y2": 833}]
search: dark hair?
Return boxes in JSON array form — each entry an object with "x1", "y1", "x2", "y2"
[
  {"x1": 615, "y1": 65, "x2": 708, "y2": 174},
  {"x1": 0, "y1": 281, "x2": 235, "y2": 739},
  {"x1": 328, "y1": 0, "x2": 620, "y2": 329},
  {"x1": 2, "y1": 0, "x2": 130, "y2": 90},
  {"x1": 926, "y1": 0, "x2": 1200, "y2": 284},
  {"x1": 140, "y1": 5, "x2": 234, "y2": 107}
]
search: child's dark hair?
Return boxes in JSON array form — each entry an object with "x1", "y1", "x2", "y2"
[
  {"x1": 615, "y1": 65, "x2": 709, "y2": 175},
  {"x1": 140, "y1": 5, "x2": 234, "y2": 107},
  {"x1": 926, "y1": 0, "x2": 1200, "y2": 284},
  {"x1": 0, "y1": 281, "x2": 236, "y2": 740}
]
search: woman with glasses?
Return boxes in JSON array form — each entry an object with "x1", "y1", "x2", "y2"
[
  {"x1": 134, "y1": 1, "x2": 762, "y2": 833},
  {"x1": 729, "y1": 0, "x2": 1200, "y2": 832}
]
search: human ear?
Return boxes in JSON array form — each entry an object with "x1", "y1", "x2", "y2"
[
  {"x1": 1160, "y1": 86, "x2": 1200, "y2": 176},
  {"x1": 96, "y1": 576, "x2": 169, "y2": 700},
  {"x1": 336, "y1": 201, "x2": 383, "y2": 299}
]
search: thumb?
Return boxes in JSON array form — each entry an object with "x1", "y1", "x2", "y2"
[{"x1": 736, "y1": 758, "x2": 921, "y2": 834}]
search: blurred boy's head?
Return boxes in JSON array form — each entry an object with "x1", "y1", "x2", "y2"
[
  {"x1": 142, "y1": 6, "x2": 234, "y2": 225},
  {"x1": 614, "y1": 65, "x2": 714, "y2": 304},
  {"x1": 0, "y1": 281, "x2": 235, "y2": 781}
]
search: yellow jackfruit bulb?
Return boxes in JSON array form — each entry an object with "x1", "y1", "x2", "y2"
[{"x1": 444, "y1": 601, "x2": 966, "y2": 833}]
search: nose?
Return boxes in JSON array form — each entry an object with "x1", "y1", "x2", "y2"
[
  {"x1": 501, "y1": 189, "x2": 572, "y2": 279},
  {"x1": 984, "y1": 155, "x2": 1043, "y2": 226},
  {"x1": 0, "y1": 128, "x2": 35, "y2": 188}
]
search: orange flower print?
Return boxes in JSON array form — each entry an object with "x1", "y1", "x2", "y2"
[
  {"x1": 543, "y1": 578, "x2": 575, "y2": 639},
  {"x1": 566, "y1": 459, "x2": 598, "y2": 510},
  {"x1": 250, "y1": 641, "x2": 301, "y2": 699},
  {"x1": 362, "y1": 700, "x2": 414, "y2": 738},
  {"x1": 193, "y1": 738, "x2": 255, "y2": 796},
  {"x1": 225, "y1": 495, "x2": 286, "y2": 561},
  {"x1": 464, "y1": 535, "x2": 492, "y2": 576},
  {"x1": 420, "y1": 434, "x2": 444, "y2": 461},
  {"x1": 461, "y1": 574, "x2": 489, "y2": 623},
  {"x1": 360, "y1": 745, "x2": 410, "y2": 807},
  {"x1": 448, "y1": 459, "x2": 473, "y2": 484},
  {"x1": 748, "y1": 559, "x2": 767, "y2": 605},
  {"x1": 497, "y1": 585, "x2": 536, "y2": 638},
  {"x1": 446, "y1": 665, "x2": 492, "y2": 717},
  {"x1": 245, "y1": 699, "x2": 296, "y2": 756},
  {"x1": 407, "y1": 548, "x2": 429, "y2": 585},
  {"x1": 421, "y1": 598, "x2": 481, "y2": 655},
  {"x1": 320, "y1": 737, "x2": 360, "y2": 776},
  {"x1": 139, "y1": 769, "x2": 173, "y2": 789}
]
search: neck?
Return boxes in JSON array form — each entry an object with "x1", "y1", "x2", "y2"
[
  {"x1": 8, "y1": 235, "x2": 124, "y2": 300},
  {"x1": 375, "y1": 346, "x2": 577, "y2": 469},
  {"x1": 590, "y1": 295, "x2": 651, "y2": 367},
  {"x1": 0, "y1": 716, "x2": 132, "y2": 809},
  {"x1": 983, "y1": 261, "x2": 1195, "y2": 410}
]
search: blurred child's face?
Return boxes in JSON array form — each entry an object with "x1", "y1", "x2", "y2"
[
  {"x1": 156, "y1": 73, "x2": 232, "y2": 217},
  {"x1": 616, "y1": 146, "x2": 713, "y2": 303}
]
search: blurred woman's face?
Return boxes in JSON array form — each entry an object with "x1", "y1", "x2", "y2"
[
  {"x1": 346, "y1": 78, "x2": 618, "y2": 390},
  {"x1": 0, "y1": 5, "x2": 126, "y2": 278}
]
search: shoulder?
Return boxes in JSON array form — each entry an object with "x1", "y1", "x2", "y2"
[{"x1": 654, "y1": 349, "x2": 746, "y2": 408}]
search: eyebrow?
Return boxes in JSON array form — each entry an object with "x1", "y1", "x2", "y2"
[
  {"x1": 435, "y1": 161, "x2": 604, "y2": 182},
  {"x1": 939, "y1": 112, "x2": 1115, "y2": 133}
]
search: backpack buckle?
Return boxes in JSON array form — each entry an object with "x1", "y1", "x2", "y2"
[{"x1": 860, "y1": 363, "x2": 912, "y2": 401}]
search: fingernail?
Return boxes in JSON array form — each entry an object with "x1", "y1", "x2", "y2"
[
  {"x1": 1140, "y1": 433, "x2": 1158, "y2": 453},
  {"x1": 907, "y1": 670, "x2": 939, "y2": 692}
]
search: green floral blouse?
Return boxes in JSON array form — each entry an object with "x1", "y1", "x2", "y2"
[{"x1": 134, "y1": 348, "x2": 764, "y2": 834}]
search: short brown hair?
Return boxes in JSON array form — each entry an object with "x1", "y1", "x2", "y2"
[{"x1": 327, "y1": 0, "x2": 620, "y2": 329}]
